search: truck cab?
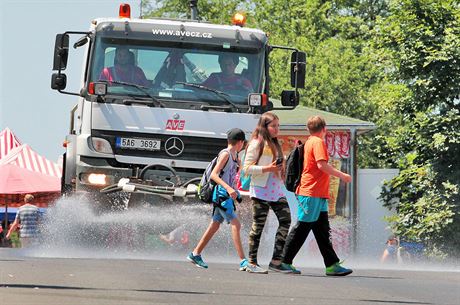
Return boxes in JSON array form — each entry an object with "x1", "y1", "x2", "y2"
[{"x1": 51, "y1": 4, "x2": 305, "y2": 204}]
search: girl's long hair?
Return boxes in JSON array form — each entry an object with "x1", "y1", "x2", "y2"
[{"x1": 251, "y1": 112, "x2": 282, "y2": 163}]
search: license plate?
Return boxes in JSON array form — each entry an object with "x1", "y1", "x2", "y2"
[{"x1": 116, "y1": 137, "x2": 161, "y2": 151}]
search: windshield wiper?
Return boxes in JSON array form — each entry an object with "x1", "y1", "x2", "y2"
[
  {"x1": 176, "y1": 81, "x2": 241, "y2": 111},
  {"x1": 104, "y1": 80, "x2": 165, "y2": 107}
]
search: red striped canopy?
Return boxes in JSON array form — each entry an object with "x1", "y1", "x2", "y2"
[
  {"x1": 0, "y1": 127, "x2": 22, "y2": 160},
  {"x1": 0, "y1": 144, "x2": 62, "y2": 178},
  {"x1": 0, "y1": 163, "x2": 60, "y2": 194}
]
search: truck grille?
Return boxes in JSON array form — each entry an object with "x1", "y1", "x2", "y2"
[{"x1": 92, "y1": 130, "x2": 227, "y2": 162}]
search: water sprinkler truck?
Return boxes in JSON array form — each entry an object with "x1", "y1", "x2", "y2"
[{"x1": 51, "y1": 2, "x2": 306, "y2": 207}]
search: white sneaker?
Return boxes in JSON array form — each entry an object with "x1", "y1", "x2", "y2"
[{"x1": 246, "y1": 264, "x2": 268, "y2": 274}]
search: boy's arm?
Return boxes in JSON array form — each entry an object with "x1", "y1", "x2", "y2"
[
  {"x1": 317, "y1": 160, "x2": 352, "y2": 183},
  {"x1": 210, "y1": 152, "x2": 237, "y2": 199}
]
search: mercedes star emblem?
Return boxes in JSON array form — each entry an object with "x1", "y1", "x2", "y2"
[
  {"x1": 164, "y1": 137, "x2": 184, "y2": 157},
  {"x1": 173, "y1": 113, "x2": 180, "y2": 120}
]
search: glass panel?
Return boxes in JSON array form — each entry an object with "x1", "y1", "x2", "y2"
[{"x1": 89, "y1": 37, "x2": 264, "y2": 106}]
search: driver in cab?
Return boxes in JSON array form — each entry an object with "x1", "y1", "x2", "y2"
[
  {"x1": 99, "y1": 47, "x2": 151, "y2": 87},
  {"x1": 202, "y1": 54, "x2": 253, "y2": 94}
]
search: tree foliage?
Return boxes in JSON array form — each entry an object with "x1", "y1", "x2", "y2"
[
  {"x1": 376, "y1": 0, "x2": 460, "y2": 256},
  {"x1": 141, "y1": 0, "x2": 253, "y2": 23}
]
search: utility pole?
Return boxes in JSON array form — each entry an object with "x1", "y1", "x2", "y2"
[
  {"x1": 190, "y1": 0, "x2": 198, "y2": 20},
  {"x1": 140, "y1": 0, "x2": 143, "y2": 19}
]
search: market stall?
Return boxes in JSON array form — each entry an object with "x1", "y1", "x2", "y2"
[{"x1": 0, "y1": 128, "x2": 61, "y2": 234}]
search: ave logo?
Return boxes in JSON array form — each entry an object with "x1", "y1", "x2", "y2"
[{"x1": 166, "y1": 119, "x2": 185, "y2": 130}]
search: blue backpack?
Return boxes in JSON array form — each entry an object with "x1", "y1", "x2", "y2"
[
  {"x1": 239, "y1": 170, "x2": 251, "y2": 191},
  {"x1": 238, "y1": 149, "x2": 250, "y2": 191}
]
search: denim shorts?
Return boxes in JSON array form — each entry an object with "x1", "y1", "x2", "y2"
[{"x1": 212, "y1": 198, "x2": 237, "y2": 224}]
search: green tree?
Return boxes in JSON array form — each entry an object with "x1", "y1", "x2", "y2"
[
  {"x1": 141, "y1": 0, "x2": 254, "y2": 23},
  {"x1": 376, "y1": 0, "x2": 460, "y2": 257}
]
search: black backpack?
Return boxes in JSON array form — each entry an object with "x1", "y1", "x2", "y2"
[
  {"x1": 284, "y1": 143, "x2": 305, "y2": 192},
  {"x1": 197, "y1": 150, "x2": 229, "y2": 203}
]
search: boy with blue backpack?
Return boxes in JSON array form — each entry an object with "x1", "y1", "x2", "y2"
[{"x1": 187, "y1": 128, "x2": 249, "y2": 270}]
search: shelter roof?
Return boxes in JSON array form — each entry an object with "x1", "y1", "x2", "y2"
[{"x1": 274, "y1": 105, "x2": 375, "y2": 133}]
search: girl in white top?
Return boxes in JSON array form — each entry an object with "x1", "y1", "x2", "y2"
[{"x1": 243, "y1": 112, "x2": 294, "y2": 273}]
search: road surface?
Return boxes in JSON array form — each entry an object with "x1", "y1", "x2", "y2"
[{"x1": 1, "y1": 248, "x2": 458, "y2": 305}]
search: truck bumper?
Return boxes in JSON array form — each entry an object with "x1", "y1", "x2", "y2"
[{"x1": 75, "y1": 156, "x2": 201, "y2": 198}]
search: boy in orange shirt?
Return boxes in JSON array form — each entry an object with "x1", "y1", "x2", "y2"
[{"x1": 282, "y1": 116, "x2": 353, "y2": 276}]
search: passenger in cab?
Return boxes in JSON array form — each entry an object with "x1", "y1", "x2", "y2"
[
  {"x1": 99, "y1": 47, "x2": 150, "y2": 87},
  {"x1": 202, "y1": 54, "x2": 253, "y2": 95}
]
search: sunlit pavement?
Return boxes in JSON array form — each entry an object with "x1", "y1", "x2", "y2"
[{"x1": 0, "y1": 248, "x2": 458, "y2": 305}]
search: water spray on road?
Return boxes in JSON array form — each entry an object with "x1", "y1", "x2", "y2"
[
  {"x1": 9, "y1": 195, "x2": 457, "y2": 272},
  {"x1": 33, "y1": 195, "x2": 252, "y2": 263}
]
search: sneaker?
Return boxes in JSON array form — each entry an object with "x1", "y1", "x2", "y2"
[
  {"x1": 187, "y1": 252, "x2": 208, "y2": 269},
  {"x1": 269, "y1": 262, "x2": 295, "y2": 273},
  {"x1": 239, "y1": 258, "x2": 249, "y2": 271},
  {"x1": 284, "y1": 263, "x2": 302, "y2": 275},
  {"x1": 325, "y1": 261, "x2": 352, "y2": 276},
  {"x1": 246, "y1": 263, "x2": 268, "y2": 274}
]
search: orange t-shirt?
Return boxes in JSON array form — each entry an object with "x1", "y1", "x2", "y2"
[{"x1": 296, "y1": 135, "x2": 330, "y2": 198}]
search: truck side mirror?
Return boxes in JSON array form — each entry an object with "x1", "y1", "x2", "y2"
[
  {"x1": 290, "y1": 51, "x2": 306, "y2": 89},
  {"x1": 51, "y1": 73, "x2": 67, "y2": 90},
  {"x1": 281, "y1": 90, "x2": 299, "y2": 107},
  {"x1": 53, "y1": 34, "x2": 69, "y2": 71}
]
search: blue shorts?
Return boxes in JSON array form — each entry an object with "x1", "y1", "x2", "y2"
[
  {"x1": 212, "y1": 198, "x2": 237, "y2": 224},
  {"x1": 296, "y1": 195, "x2": 328, "y2": 222}
]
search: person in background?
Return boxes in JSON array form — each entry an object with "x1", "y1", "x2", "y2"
[
  {"x1": 6, "y1": 194, "x2": 40, "y2": 248},
  {"x1": 281, "y1": 115, "x2": 353, "y2": 276},
  {"x1": 243, "y1": 112, "x2": 295, "y2": 274},
  {"x1": 187, "y1": 128, "x2": 248, "y2": 270},
  {"x1": 99, "y1": 47, "x2": 150, "y2": 87},
  {"x1": 160, "y1": 225, "x2": 190, "y2": 249},
  {"x1": 287, "y1": 137, "x2": 296, "y2": 150},
  {"x1": 381, "y1": 235, "x2": 403, "y2": 264}
]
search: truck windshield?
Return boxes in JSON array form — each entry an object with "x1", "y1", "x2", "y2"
[{"x1": 89, "y1": 38, "x2": 264, "y2": 106}]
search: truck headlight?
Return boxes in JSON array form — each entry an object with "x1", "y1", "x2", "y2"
[
  {"x1": 80, "y1": 173, "x2": 109, "y2": 186},
  {"x1": 88, "y1": 173, "x2": 108, "y2": 185},
  {"x1": 90, "y1": 137, "x2": 113, "y2": 154}
]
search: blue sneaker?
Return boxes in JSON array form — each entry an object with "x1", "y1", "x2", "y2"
[
  {"x1": 269, "y1": 262, "x2": 301, "y2": 274},
  {"x1": 284, "y1": 263, "x2": 302, "y2": 275},
  {"x1": 325, "y1": 261, "x2": 352, "y2": 276},
  {"x1": 239, "y1": 258, "x2": 249, "y2": 271},
  {"x1": 187, "y1": 253, "x2": 208, "y2": 269}
]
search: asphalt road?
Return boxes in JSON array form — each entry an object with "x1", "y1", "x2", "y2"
[{"x1": 1, "y1": 249, "x2": 458, "y2": 305}]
